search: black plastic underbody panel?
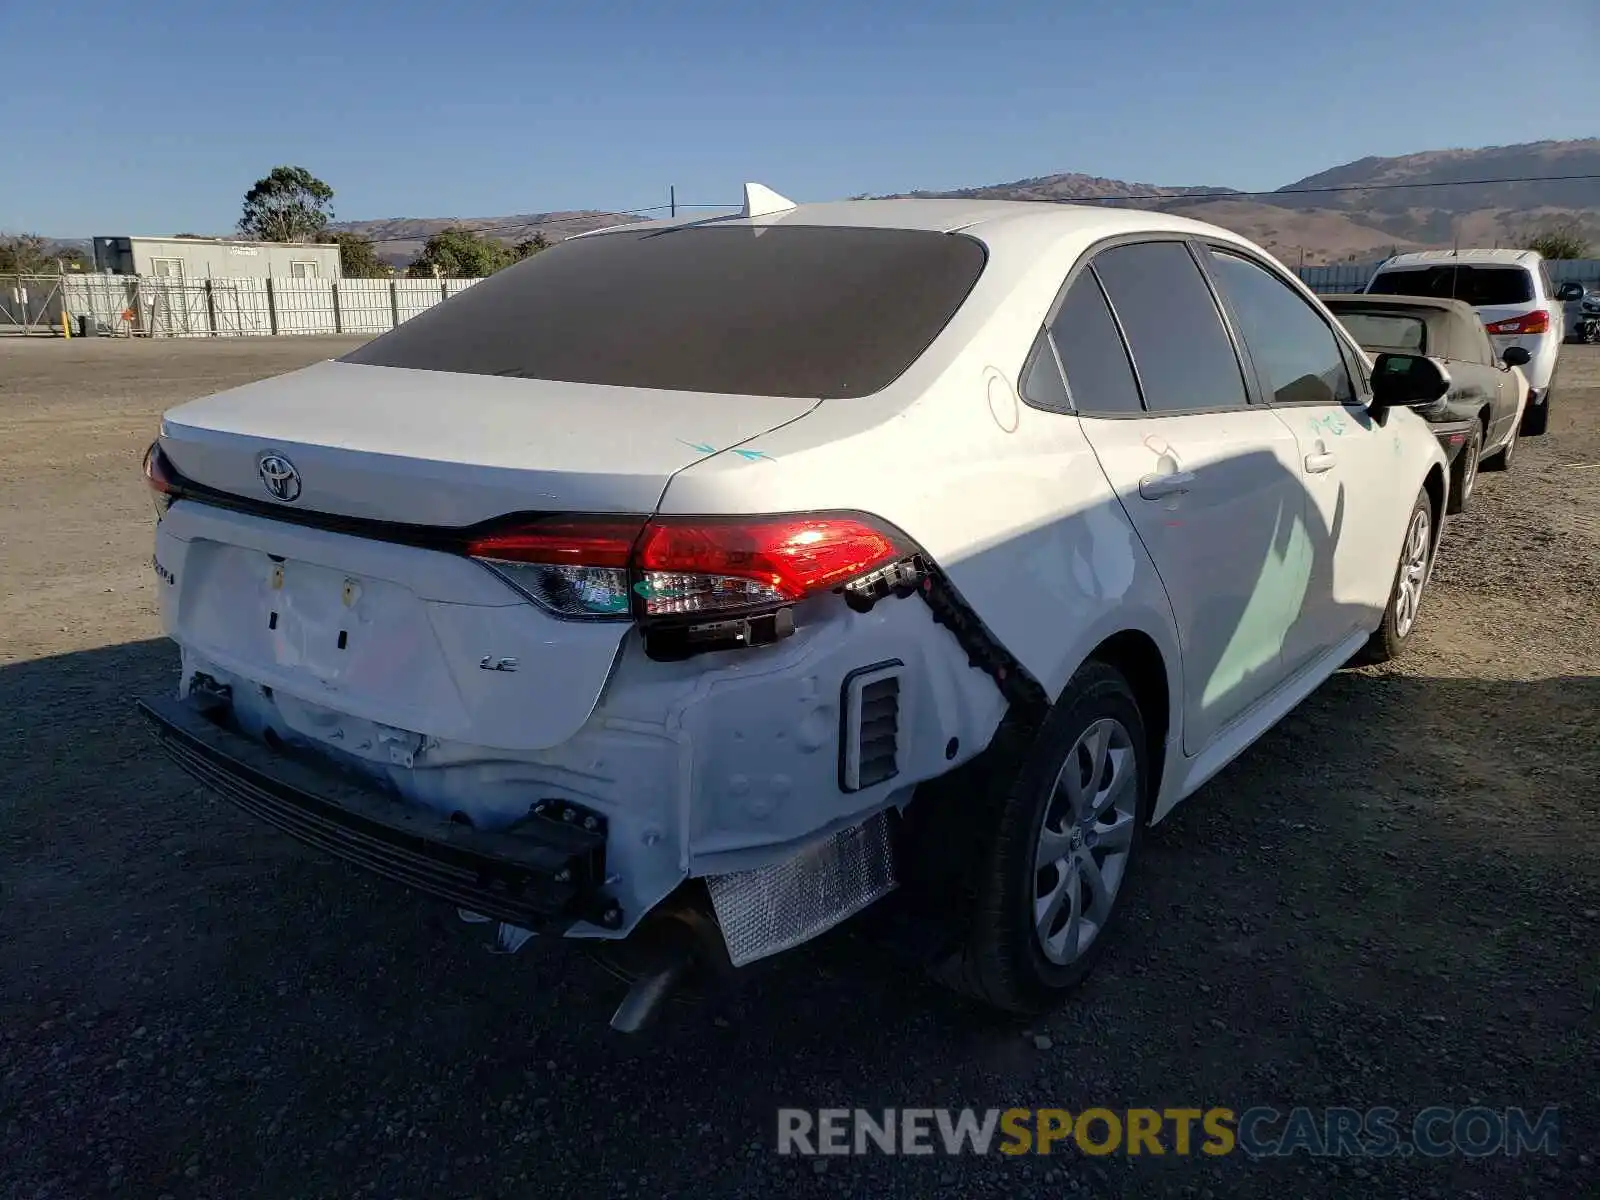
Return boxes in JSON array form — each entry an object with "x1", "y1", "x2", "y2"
[
  {"x1": 1428, "y1": 417, "x2": 1474, "y2": 465},
  {"x1": 137, "y1": 694, "x2": 613, "y2": 931}
]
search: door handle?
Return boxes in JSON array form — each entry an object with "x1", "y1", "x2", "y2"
[
  {"x1": 1138, "y1": 471, "x2": 1195, "y2": 500},
  {"x1": 1304, "y1": 452, "x2": 1337, "y2": 473}
]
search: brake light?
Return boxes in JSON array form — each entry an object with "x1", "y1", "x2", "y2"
[
  {"x1": 465, "y1": 512, "x2": 913, "y2": 626},
  {"x1": 143, "y1": 441, "x2": 179, "y2": 518},
  {"x1": 465, "y1": 517, "x2": 644, "y2": 619},
  {"x1": 1484, "y1": 310, "x2": 1549, "y2": 336},
  {"x1": 635, "y1": 516, "x2": 906, "y2": 615}
]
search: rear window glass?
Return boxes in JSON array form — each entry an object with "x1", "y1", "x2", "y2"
[
  {"x1": 1327, "y1": 308, "x2": 1428, "y2": 354},
  {"x1": 1367, "y1": 265, "x2": 1534, "y2": 307},
  {"x1": 341, "y1": 225, "x2": 987, "y2": 399}
]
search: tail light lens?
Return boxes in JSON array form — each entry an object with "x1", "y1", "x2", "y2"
[
  {"x1": 143, "y1": 441, "x2": 179, "y2": 519},
  {"x1": 634, "y1": 516, "x2": 906, "y2": 616},
  {"x1": 465, "y1": 518, "x2": 643, "y2": 619},
  {"x1": 466, "y1": 512, "x2": 913, "y2": 624},
  {"x1": 1485, "y1": 310, "x2": 1549, "y2": 335}
]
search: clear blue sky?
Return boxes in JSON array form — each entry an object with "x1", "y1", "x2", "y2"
[{"x1": 4, "y1": 0, "x2": 1595, "y2": 236}]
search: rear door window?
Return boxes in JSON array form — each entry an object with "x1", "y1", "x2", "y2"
[
  {"x1": 1090, "y1": 241, "x2": 1251, "y2": 413},
  {"x1": 341, "y1": 225, "x2": 987, "y2": 399},
  {"x1": 1367, "y1": 265, "x2": 1534, "y2": 307}
]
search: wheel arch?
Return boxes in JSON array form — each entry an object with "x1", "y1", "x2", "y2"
[
  {"x1": 1086, "y1": 629, "x2": 1170, "y2": 825},
  {"x1": 1422, "y1": 463, "x2": 1446, "y2": 539}
]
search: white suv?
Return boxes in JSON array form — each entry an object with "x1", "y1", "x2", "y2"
[
  {"x1": 1365, "y1": 248, "x2": 1562, "y2": 436},
  {"x1": 139, "y1": 190, "x2": 1449, "y2": 1027}
]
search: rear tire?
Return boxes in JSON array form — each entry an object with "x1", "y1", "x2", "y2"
[
  {"x1": 1520, "y1": 394, "x2": 1550, "y2": 437},
  {"x1": 932, "y1": 661, "x2": 1149, "y2": 1015},
  {"x1": 1355, "y1": 488, "x2": 1435, "y2": 666},
  {"x1": 1447, "y1": 424, "x2": 1481, "y2": 512}
]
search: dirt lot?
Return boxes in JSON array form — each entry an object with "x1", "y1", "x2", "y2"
[{"x1": 2, "y1": 337, "x2": 1597, "y2": 1200}]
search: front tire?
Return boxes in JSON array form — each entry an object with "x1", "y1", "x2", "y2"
[
  {"x1": 934, "y1": 661, "x2": 1149, "y2": 1015},
  {"x1": 1481, "y1": 415, "x2": 1516, "y2": 472},
  {"x1": 1356, "y1": 488, "x2": 1435, "y2": 665},
  {"x1": 1447, "y1": 423, "x2": 1481, "y2": 511}
]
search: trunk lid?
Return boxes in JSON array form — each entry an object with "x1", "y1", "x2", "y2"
[
  {"x1": 158, "y1": 360, "x2": 819, "y2": 526},
  {"x1": 154, "y1": 361, "x2": 819, "y2": 751}
]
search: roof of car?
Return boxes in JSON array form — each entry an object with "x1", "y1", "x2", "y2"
[
  {"x1": 1376, "y1": 248, "x2": 1542, "y2": 269},
  {"x1": 575, "y1": 196, "x2": 1253, "y2": 250}
]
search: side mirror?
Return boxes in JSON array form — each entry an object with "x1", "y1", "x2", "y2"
[
  {"x1": 1555, "y1": 284, "x2": 1583, "y2": 301},
  {"x1": 1501, "y1": 345, "x2": 1531, "y2": 368},
  {"x1": 1370, "y1": 352, "x2": 1451, "y2": 410}
]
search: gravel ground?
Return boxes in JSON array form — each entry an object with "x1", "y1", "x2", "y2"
[{"x1": 2, "y1": 337, "x2": 1597, "y2": 1200}]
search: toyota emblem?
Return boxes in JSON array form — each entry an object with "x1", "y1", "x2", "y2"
[{"x1": 257, "y1": 452, "x2": 302, "y2": 502}]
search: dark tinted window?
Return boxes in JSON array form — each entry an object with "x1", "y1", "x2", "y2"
[
  {"x1": 342, "y1": 226, "x2": 987, "y2": 399},
  {"x1": 1019, "y1": 328, "x2": 1070, "y2": 412},
  {"x1": 1091, "y1": 241, "x2": 1249, "y2": 413},
  {"x1": 1367, "y1": 265, "x2": 1534, "y2": 306},
  {"x1": 1048, "y1": 270, "x2": 1143, "y2": 415},
  {"x1": 1209, "y1": 250, "x2": 1354, "y2": 406}
]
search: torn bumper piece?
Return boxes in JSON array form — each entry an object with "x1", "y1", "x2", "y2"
[
  {"x1": 135, "y1": 693, "x2": 618, "y2": 933},
  {"x1": 705, "y1": 812, "x2": 897, "y2": 967}
]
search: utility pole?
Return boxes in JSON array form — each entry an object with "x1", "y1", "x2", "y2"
[{"x1": 670, "y1": 186, "x2": 676, "y2": 219}]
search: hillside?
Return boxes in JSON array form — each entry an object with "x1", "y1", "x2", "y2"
[
  {"x1": 34, "y1": 139, "x2": 1598, "y2": 269},
  {"x1": 326, "y1": 210, "x2": 647, "y2": 268},
  {"x1": 884, "y1": 139, "x2": 1600, "y2": 264}
]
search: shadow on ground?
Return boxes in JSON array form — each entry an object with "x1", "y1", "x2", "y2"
[{"x1": 1, "y1": 640, "x2": 1596, "y2": 1199}]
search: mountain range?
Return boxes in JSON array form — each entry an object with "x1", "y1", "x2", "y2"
[
  {"x1": 875, "y1": 138, "x2": 1600, "y2": 265},
  {"x1": 40, "y1": 138, "x2": 1600, "y2": 268}
]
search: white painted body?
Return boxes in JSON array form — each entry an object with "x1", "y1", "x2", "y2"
[
  {"x1": 151, "y1": 197, "x2": 1448, "y2": 944},
  {"x1": 1366, "y1": 248, "x2": 1563, "y2": 403}
]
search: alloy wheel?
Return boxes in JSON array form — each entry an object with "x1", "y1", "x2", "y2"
[
  {"x1": 1033, "y1": 718, "x2": 1139, "y2": 966},
  {"x1": 1393, "y1": 508, "x2": 1431, "y2": 639}
]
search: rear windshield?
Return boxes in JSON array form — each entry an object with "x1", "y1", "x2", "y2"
[
  {"x1": 1367, "y1": 265, "x2": 1534, "y2": 307},
  {"x1": 341, "y1": 225, "x2": 988, "y2": 399},
  {"x1": 1327, "y1": 308, "x2": 1427, "y2": 354}
]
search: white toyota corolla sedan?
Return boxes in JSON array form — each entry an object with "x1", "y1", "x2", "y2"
[{"x1": 139, "y1": 186, "x2": 1451, "y2": 1027}]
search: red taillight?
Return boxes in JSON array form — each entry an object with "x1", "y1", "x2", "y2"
[
  {"x1": 144, "y1": 441, "x2": 178, "y2": 517},
  {"x1": 464, "y1": 518, "x2": 643, "y2": 568},
  {"x1": 466, "y1": 511, "x2": 913, "y2": 624},
  {"x1": 1485, "y1": 310, "x2": 1549, "y2": 336},
  {"x1": 636, "y1": 516, "x2": 906, "y2": 602},
  {"x1": 144, "y1": 441, "x2": 178, "y2": 493}
]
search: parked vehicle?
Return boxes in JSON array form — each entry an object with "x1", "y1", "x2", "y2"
[
  {"x1": 1555, "y1": 280, "x2": 1600, "y2": 344},
  {"x1": 137, "y1": 188, "x2": 1451, "y2": 1027},
  {"x1": 1324, "y1": 294, "x2": 1530, "y2": 511},
  {"x1": 1365, "y1": 249, "x2": 1561, "y2": 436}
]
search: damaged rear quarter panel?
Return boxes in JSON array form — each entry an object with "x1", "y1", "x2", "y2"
[{"x1": 652, "y1": 247, "x2": 1185, "y2": 743}]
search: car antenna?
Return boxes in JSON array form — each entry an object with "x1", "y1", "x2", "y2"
[
  {"x1": 1449, "y1": 230, "x2": 1460, "y2": 303},
  {"x1": 741, "y1": 182, "x2": 797, "y2": 218}
]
